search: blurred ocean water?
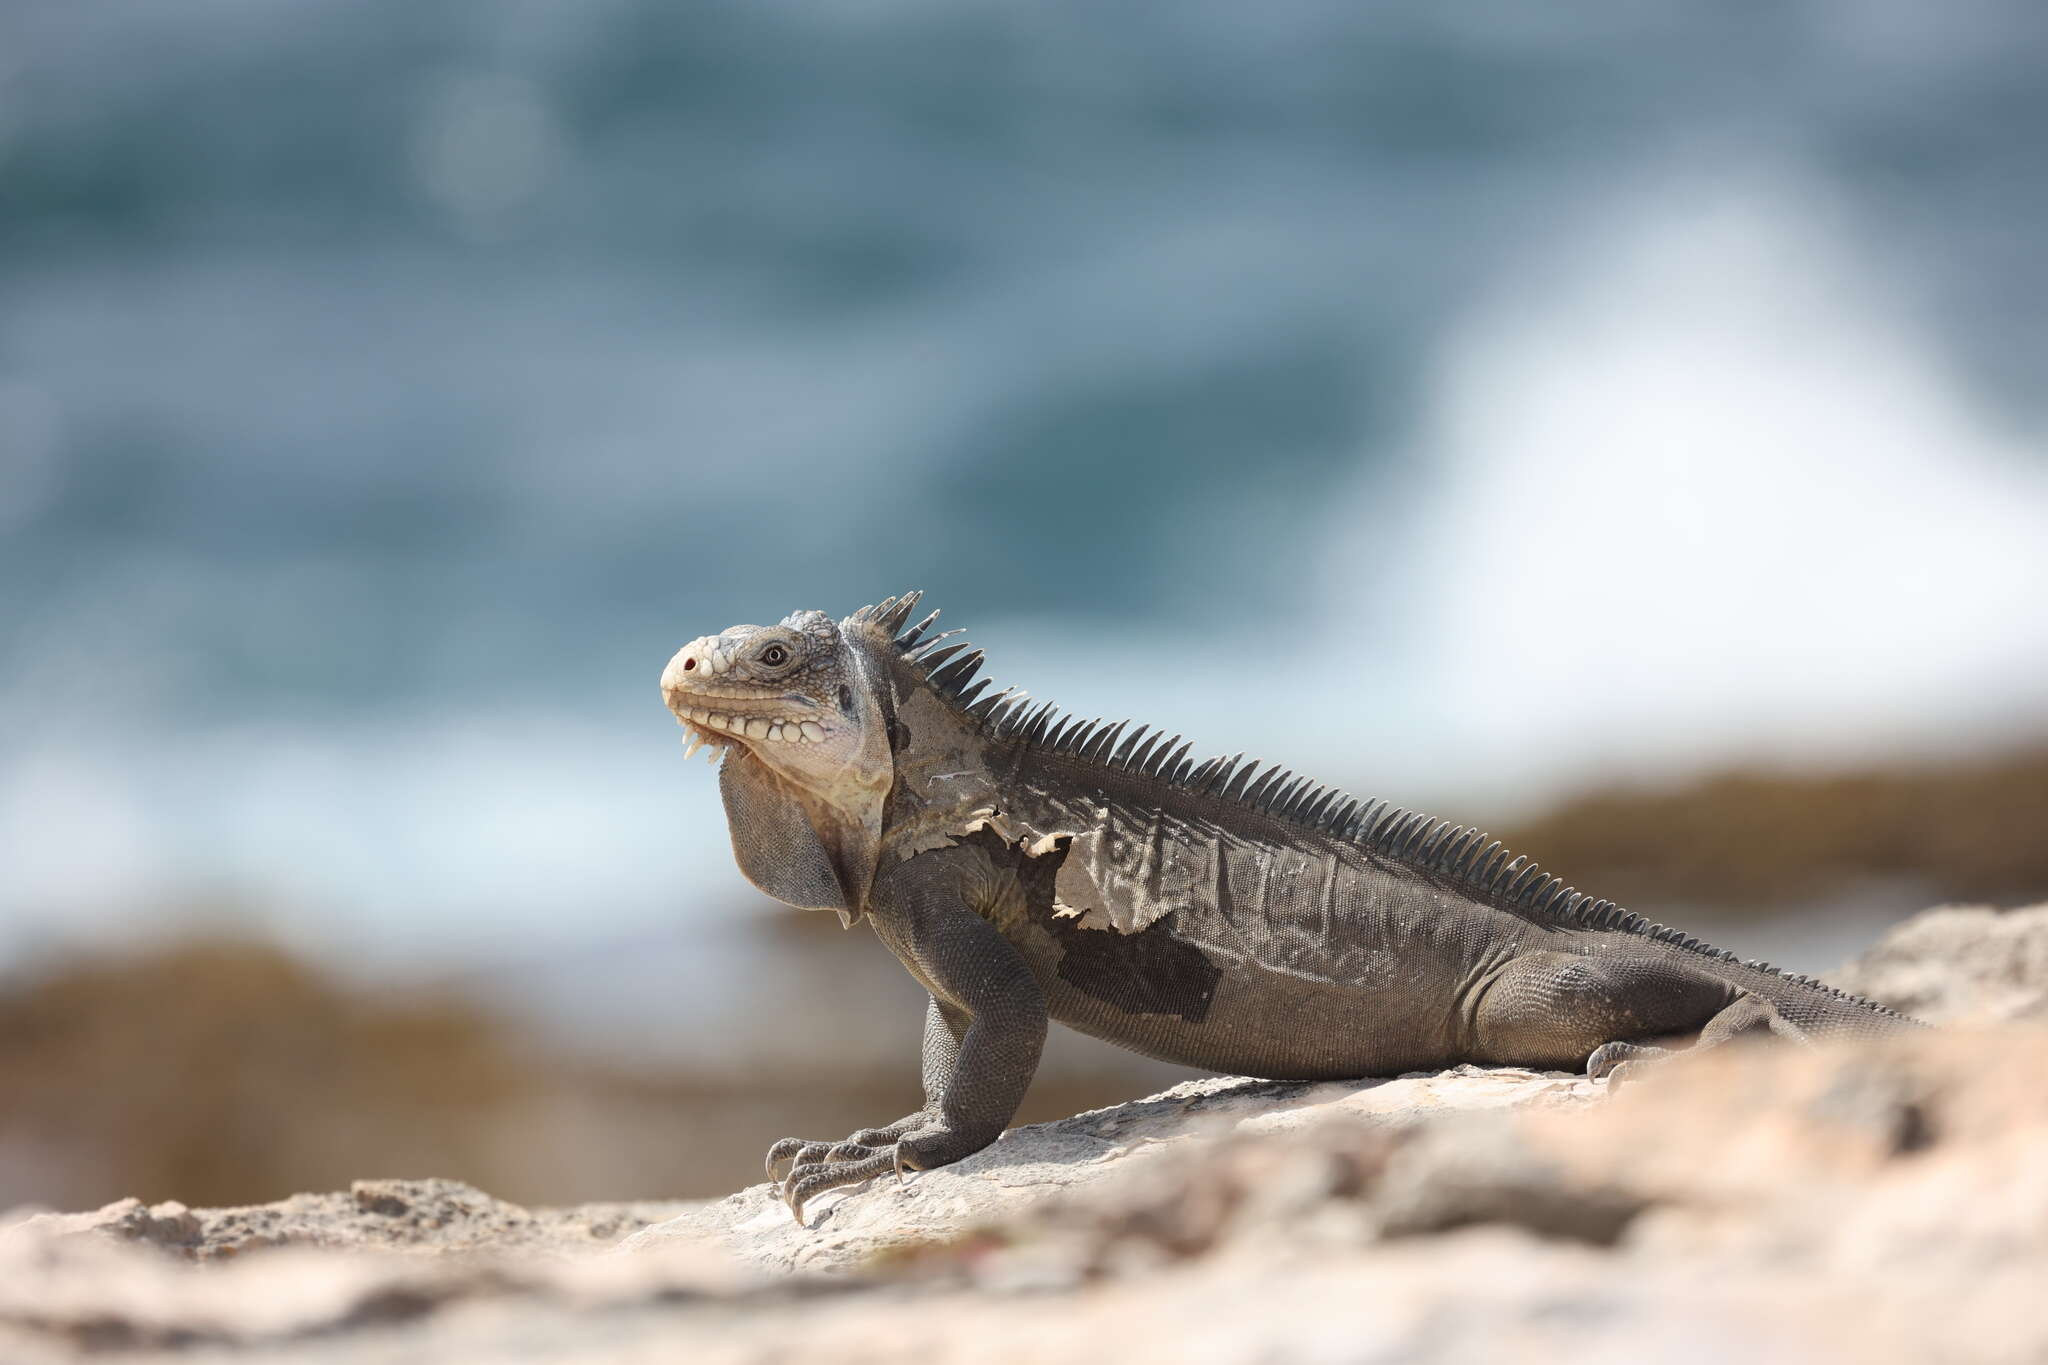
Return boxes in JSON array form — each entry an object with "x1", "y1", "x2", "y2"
[{"x1": 2, "y1": 0, "x2": 2046, "y2": 1013}]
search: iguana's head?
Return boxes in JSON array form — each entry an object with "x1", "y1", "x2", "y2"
[
  {"x1": 660, "y1": 607, "x2": 893, "y2": 788},
  {"x1": 660, "y1": 603, "x2": 902, "y2": 922}
]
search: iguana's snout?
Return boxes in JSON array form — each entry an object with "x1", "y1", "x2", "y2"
[{"x1": 660, "y1": 616, "x2": 841, "y2": 757}]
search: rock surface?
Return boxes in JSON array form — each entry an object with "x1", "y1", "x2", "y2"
[
  {"x1": 2, "y1": 1178, "x2": 693, "y2": 1262},
  {"x1": 1833, "y1": 901, "x2": 2048, "y2": 1023},
  {"x1": 2, "y1": 900, "x2": 2045, "y2": 1364},
  {"x1": 625, "y1": 1064, "x2": 1597, "y2": 1274}
]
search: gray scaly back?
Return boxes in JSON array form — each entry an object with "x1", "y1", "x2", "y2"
[{"x1": 850, "y1": 591, "x2": 1914, "y2": 1026}]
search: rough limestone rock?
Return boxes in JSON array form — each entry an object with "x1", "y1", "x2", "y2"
[
  {"x1": 1834, "y1": 901, "x2": 2048, "y2": 1024},
  {"x1": 621, "y1": 1066, "x2": 1597, "y2": 1274},
  {"x1": 5, "y1": 1032, "x2": 2047, "y2": 1364},
  {"x1": 1, "y1": 1178, "x2": 693, "y2": 1262}
]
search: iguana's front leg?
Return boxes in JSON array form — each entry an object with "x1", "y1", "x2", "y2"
[
  {"x1": 767, "y1": 854, "x2": 1047, "y2": 1223},
  {"x1": 764, "y1": 994, "x2": 964, "y2": 1179}
]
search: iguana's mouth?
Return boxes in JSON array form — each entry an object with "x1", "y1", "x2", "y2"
[{"x1": 672, "y1": 704, "x2": 822, "y2": 744}]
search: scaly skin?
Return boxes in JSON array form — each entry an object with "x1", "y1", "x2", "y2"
[{"x1": 660, "y1": 593, "x2": 1920, "y2": 1223}]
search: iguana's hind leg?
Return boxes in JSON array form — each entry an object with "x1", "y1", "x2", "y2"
[
  {"x1": 1587, "y1": 990, "x2": 1807, "y2": 1083},
  {"x1": 1471, "y1": 950, "x2": 1799, "y2": 1081}
]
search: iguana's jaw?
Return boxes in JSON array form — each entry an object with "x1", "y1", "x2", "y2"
[
  {"x1": 659, "y1": 611, "x2": 892, "y2": 798},
  {"x1": 664, "y1": 691, "x2": 827, "y2": 755},
  {"x1": 663, "y1": 638, "x2": 833, "y2": 762}
]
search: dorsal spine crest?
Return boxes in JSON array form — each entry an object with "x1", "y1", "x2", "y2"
[{"x1": 855, "y1": 592, "x2": 1914, "y2": 1024}]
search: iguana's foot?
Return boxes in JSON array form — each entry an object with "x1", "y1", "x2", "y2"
[
  {"x1": 1586, "y1": 1040, "x2": 1671, "y2": 1087},
  {"x1": 766, "y1": 1118, "x2": 985, "y2": 1224},
  {"x1": 765, "y1": 1114, "x2": 927, "y2": 1182},
  {"x1": 765, "y1": 1115, "x2": 925, "y2": 1224}
]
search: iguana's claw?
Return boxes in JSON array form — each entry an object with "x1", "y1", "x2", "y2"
[
  {"x1": 764, "y1": 1114, "x2": 927, "y2": 1186},
  {"x1": 1586, "y1": 1040, "x2": 1673, "y2": 1085},
  {"x1": 766, "y1": 1113, "x2": 944, "y2": 1222},
  {"x1": 783, "y1": 1149, "x2": 898, "y2": 1225},
  {"x1": 765, "y1": 1137, "x2": 812, "y2": 1182}
]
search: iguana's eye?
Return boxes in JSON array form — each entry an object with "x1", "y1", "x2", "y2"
[{"x1": 759, "y1": 643, "x2": 791, "y2": 667}]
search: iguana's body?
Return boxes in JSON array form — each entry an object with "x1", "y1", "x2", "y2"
[{"x1": 660, "y1": 593, "x2": 1918, "y2": 1219}]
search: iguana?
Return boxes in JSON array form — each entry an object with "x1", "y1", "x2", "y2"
[{"x1": 659, "y1": 592, "x2": 1920, "y2": 1221}]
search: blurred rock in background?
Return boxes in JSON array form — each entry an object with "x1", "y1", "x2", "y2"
[
  {"x1": 0, "y1": 929, "x2": 1187, "y2": 1210},
  {"x1": 1500, "y1": 746, "x2": 2048, "y2": 910}
]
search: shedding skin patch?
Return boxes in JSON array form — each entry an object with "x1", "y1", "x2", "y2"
[{"x1": 998, "y1": 829, "x2": 1221, "y2": 1024}]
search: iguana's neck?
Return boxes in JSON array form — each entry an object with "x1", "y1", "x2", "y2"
[{"x1": 876, "y1": 660, "x2": 1014, "y2": 863}]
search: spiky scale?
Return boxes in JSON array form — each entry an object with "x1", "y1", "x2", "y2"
[
  {"x1": 1210, "y1": 758, "x2": 1243, "y2": 798},
  {"x1": 1504, "y1": 862, "x2": 1545, "y2": 902},
  {"x1": 1153, "y1": 739, "x2": 1191, "y2": 779},
  {"x1": 1108, "y1": 724, "x2": 1147, "y2": 766},
  {"x1": 1410, "y1": 820, "x2": 1455, "y2": 864},
  {"x1": 913, "y1": 637, "x2": 971, "y2": 668},
  {"x1": 1383, "y1": 811, "x2": 1419, "y2": 853},
  {"x1": 1468, "y1": 842, "x2": 1506, "y2": 885},
  {"x1": 1085, "y1": 721, "x2": 1128, "y2": 761},
  {"x1": 930, "y1": 650, "x2": 986, "y2": 692},
  {"x1": 875, "y1": 592, "x2": 922, "y2": 633},
  {"x1": 1101, "y1": 721, "x2": 1136, "y2": 760},
  {"x1": 1437, "y1": 828, "x2": 1481, "y2": 874},
  {"x1": 855, "y1": 594, "x2": 895, "y2": 628},
  {"x1": 1242, "y1": 762, "x2": 1288, "y2": 806},
  {"x1": 1267, "y1": 777, "x2": 1300, "y2": 817},
  {"x1": 969, "y1": 686, "x2": 1015, "y2": 720},
  {"x1": 1322, "y1": 795, "x2": 1360, "y2": 834},
  {"x1": 1220, "y1": 758, "x2": 1262, "y2": 800},
  {"x1": 1124, "y1": 729, "x2": 1164, "y2": 772},
  {"x1": 895, "y1": 608, "x2": 944, "y2": 650},
  {"x1": 1392, "y1": 811, "x2": 1426, "y2": 847},
  {"x1": 1275, "y1": 776, "x2": 1315, "y2": 818}
]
